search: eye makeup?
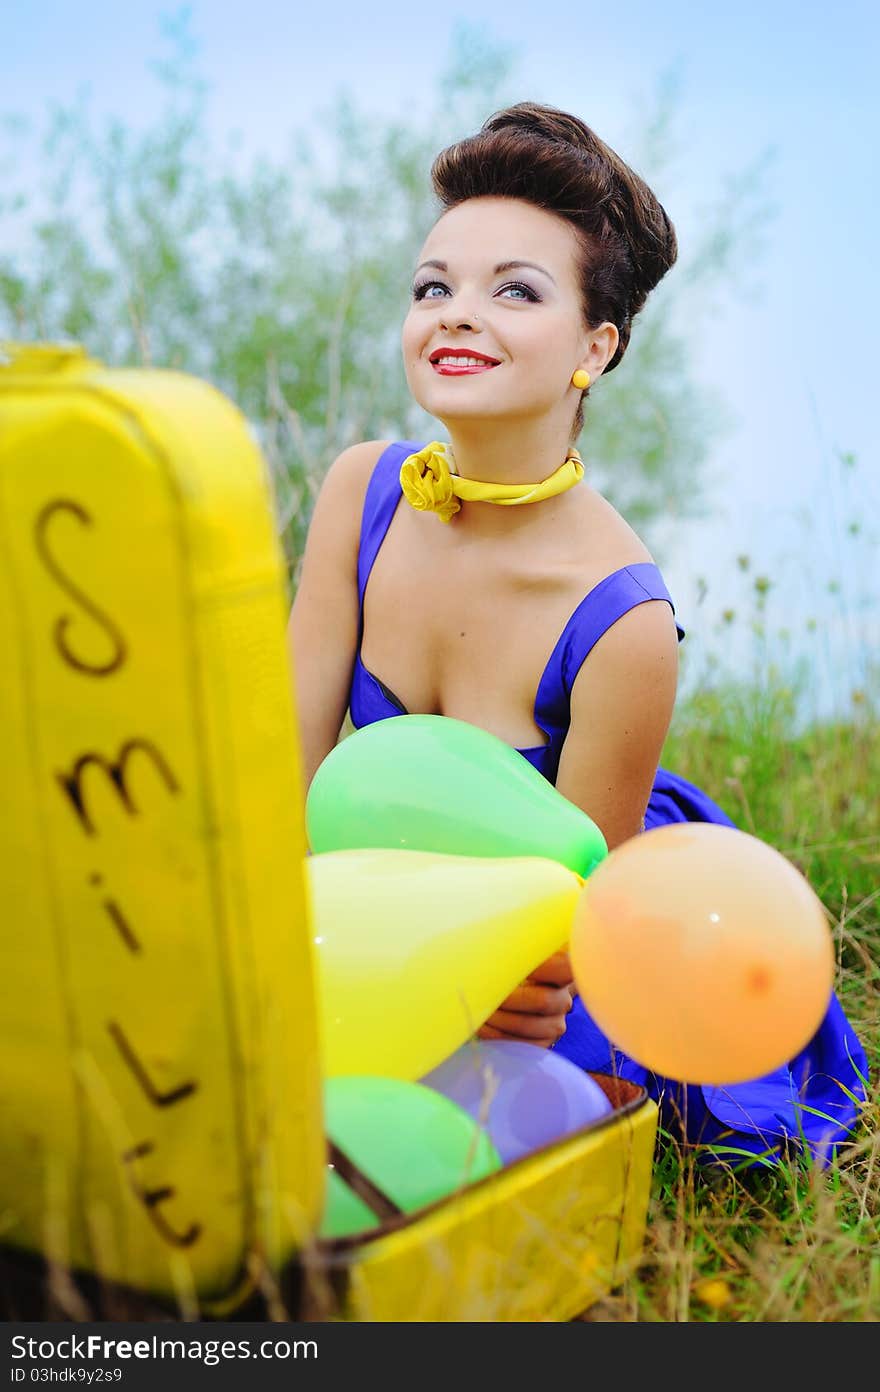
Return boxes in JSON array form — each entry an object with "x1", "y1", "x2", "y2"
[{"x1": 410, "y1": 277, "x2": 542, "y2": 303}]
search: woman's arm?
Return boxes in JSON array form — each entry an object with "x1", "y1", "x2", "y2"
[
  {"x1": 477, "y1": 600, "x2": 678, "y2": 1047},
  {"x1": 286, "y1": 440, "x2": 388, "y2": 792},
  {"x1": 555, "y1": 599, "x2": 679, "y2": 850}
]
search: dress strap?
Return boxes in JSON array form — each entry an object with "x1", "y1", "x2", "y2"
[
  {"x1": 356, "y1": 440, "x2": 421, "y2": 608},
  {"x1": 535, "y1": 563, "x2": 685, "y2": 731}
]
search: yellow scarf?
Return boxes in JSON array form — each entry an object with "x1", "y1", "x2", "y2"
[{"x1": 399, "y1": 441, "x2": 584, "y2": 524}]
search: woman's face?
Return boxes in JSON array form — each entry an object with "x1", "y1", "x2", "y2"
[{"x1": 401, "y1": 196, "x2": 616, "y2": 429}]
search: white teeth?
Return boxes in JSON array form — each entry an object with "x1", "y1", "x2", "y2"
[{"x1": 434, "y1": 355, "x2": 496, "y2": 367}]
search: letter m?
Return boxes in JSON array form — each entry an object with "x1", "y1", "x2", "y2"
[{"x1": 55, "y1": 740, "x2": 180, "y2": 835}]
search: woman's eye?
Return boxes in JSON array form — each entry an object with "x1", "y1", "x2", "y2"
[
  {"x1": 410, "y1": 279, "x2": 540, "y2": 303},
  {"x1": 499, "y1": 281, "x2": 539, "y2": 301},
  {"x1": 412, "y1": 280, "x2": 448, "y2": 300}
]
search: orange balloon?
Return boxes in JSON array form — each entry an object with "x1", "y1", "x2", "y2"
[{"x1": 569, "y1": 823, "x2": 834, "y2": 1085}]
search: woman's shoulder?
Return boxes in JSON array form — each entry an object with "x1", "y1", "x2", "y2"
[
  {"x1": 574, "y1": 483, "x2": 656, "y2": 576},
  {"x1": 324, "y1": 438, "x2": 396, "y2": 488},
  {"x1": 314, "y1": 439, "x2": 396, "y2": 527},
  {"x1": 301, "y1": 440, "x2": 396, "y2": 574},
  {"x1": 559, "y1": 486, "x2": 681, "y2": 639}
]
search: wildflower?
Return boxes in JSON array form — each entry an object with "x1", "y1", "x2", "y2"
[{"x1": 694, "y1": 1278, "x2": 732, "y2": 1311}]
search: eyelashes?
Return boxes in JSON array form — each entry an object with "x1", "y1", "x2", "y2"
[{"x1": 411, "y1": 279, "x2": 541, "y2": 303}]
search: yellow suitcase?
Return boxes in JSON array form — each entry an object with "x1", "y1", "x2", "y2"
[{"x1": 0, "y1": 342, "x2": 657, "y2": 1322}]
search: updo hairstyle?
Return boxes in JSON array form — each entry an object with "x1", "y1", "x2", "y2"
[{"x1": 429, "y1": 102, "x2": 678, "y2": 439}]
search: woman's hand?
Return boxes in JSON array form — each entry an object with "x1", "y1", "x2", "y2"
[{"x1": 477, "y1": 950, "x2": 575, "y2": 1049}]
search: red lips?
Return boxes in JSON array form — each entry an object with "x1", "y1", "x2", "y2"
[{"x1": 429, "y1": 347, "x2": 502, "y2": 375}]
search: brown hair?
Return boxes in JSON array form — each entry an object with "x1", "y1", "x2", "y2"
[{"x1": 429, "y1": 102, "x2": 678, "y2": 439}]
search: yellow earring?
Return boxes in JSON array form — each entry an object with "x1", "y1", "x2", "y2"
[{"x1": 571, "y1": 369, "x2": 591, "y2": 390}]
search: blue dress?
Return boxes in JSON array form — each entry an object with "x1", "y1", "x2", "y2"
[{"x1": 348, "y1": 441, "x2": 868, "y2": 1169}]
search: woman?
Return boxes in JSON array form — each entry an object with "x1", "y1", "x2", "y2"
[{"x1": 289, "y1": 102, "x2": 866, "y2": 1167}]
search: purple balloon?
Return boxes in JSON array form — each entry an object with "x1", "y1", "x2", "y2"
[{"x1": 420, "y1": 1040, "x2": 613, "y2": 1164}]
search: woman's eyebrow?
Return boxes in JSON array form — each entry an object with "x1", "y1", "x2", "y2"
[
  {"x1": 494, "y1": 260, "x2": 557, "y2": 285},
  {"x1": 414, "y1": 258, "x2": 557, "y2": 286}
]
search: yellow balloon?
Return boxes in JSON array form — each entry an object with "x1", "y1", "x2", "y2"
[
  {"x1": 569, "y1": 823, "x2": 834, "y2": 1085},
  {"x1": 307, "y1": 849, "x2": 582, "y2": 1080}
]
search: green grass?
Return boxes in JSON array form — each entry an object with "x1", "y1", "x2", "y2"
[{"x1": 582, "y1": 661, "x2": 880, "y2": 1322}]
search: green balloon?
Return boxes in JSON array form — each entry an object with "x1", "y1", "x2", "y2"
[
  {"x1": 307, "y1": 714, "x2": 607, "y2": 878},
  {"x1": 322, "y1": 1170, "x2": 379, "y2": 1240},
  {"x1": 319, "y1": 1075, "x2": 501, "y2": 1238}
]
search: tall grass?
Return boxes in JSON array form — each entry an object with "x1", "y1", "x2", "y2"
[{"x1": 583, "y1": 634, "x2": 880, "y2": 1321}]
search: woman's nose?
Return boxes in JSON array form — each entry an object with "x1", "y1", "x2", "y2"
[{"x1": 439, "y1": 310, "x2": 480, "y2": 332}]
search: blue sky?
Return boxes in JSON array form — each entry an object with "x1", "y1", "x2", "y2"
[{"x1": 5, "y1": 0, "x2": 878, "y2": 721}]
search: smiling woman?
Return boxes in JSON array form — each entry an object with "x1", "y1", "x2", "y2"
[{"x1": 287, "y1": 101, "x2": 867, "y2": 1168}]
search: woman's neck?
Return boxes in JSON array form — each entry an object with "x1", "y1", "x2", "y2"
[
  {"x1": 444, "y1": 418, "x2": 576, "y2": 487},
  {"x1": 437, "y1": 417, "x2": 590, "y2": 540}
]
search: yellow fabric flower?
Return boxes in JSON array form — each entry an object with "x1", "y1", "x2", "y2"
[{"x1": 399, "y1": 441, "x2": 460, "y2": 523}]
